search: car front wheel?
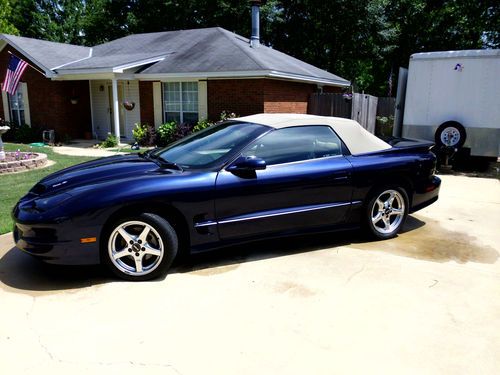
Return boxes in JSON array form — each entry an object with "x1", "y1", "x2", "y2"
[
  {"x1": 102, "y1": 213, "x2": 178, "y2": 281},
  {"x1": 365, "y1": 187, "x2": 408, "y2": 240}
]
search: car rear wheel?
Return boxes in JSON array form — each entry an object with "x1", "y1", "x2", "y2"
[
  {"x1": 365, "y1": 187, "x2": 408, "y2": 240},
  {"x1": 102, "y1": 213, "x2": 178, "y2": 281}
]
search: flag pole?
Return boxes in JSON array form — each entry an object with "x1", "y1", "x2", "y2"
[{"x1": 7, "y1": 50, "x2": 47, "y2": 76}]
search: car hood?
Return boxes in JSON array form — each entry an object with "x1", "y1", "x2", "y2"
[{"x1": 32, "y1": 154, "x2": 172, "y2": 196}]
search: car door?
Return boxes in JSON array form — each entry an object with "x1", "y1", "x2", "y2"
[{"x1": 215, "y1": 125, "x2": 354, "y2": 240}]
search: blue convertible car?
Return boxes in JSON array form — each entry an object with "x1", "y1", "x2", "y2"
[{"x1": 13, "y1": 114, "x2": 440, "y2": 280}]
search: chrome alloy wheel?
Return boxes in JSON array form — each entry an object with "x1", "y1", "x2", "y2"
[
  {"x1": 370, "y1": 189, "x2": 406, "y2": 235},
  {"x1": 108, "y1": 221, "x2": 164, "y2": 276}
]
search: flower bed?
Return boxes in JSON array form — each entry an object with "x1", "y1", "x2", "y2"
[{"x1": 0, "y1": 151, "x2": 48, "y2": 174}]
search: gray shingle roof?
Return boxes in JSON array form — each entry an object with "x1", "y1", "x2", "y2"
[
  {"x1": 1, "y1": 28, "x2": 349, "y2": 86},
  {"x1": 0, "y1": 34, "x2": 91, "y2": 71}
]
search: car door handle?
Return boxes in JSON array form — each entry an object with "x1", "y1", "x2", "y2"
[{"x1": 330, "y1": 171, "x2": 350, "y2": 181}]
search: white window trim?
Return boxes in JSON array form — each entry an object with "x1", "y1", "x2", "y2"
[
  {"x1": 1, "y1": 89, "x2": 9, "y2": 122},
  {"x1": 5, "y1": 83, "x2": 31, "y2": 126},
  {"x1": 22, "y1": 82, "x2": 31, "y2": 126},
  {"x1": 162, "y1": 81, "x2": 199, "y2": 123}
]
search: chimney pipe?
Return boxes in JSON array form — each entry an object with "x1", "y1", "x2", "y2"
[{"x1": 250, "y1": 1, "x2": 264, "y2": 48}]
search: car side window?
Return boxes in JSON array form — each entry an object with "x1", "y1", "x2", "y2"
[{"x1": 242, "y1": 126, "x2": 343, "y2": 165}]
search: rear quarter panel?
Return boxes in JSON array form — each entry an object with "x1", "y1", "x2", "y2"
[{"x1": 346, "y1": 150, "x2": 436, "y2": 221}]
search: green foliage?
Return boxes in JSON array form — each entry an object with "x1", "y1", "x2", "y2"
[
  {"x1": 132, "y1": 122, "x2": 147, "y2": 144},
  {"x1": 219, "y1": 110, "x2": 237, "y2": 122},
  {"x1": 101, "y1": 133, "x2": 118, "y2": 148},
  {"x1": 132, "y1": 122, "x2": 156, "y2": 146},
  {"x1": 6, "y1": 0, "x2": 499, "y2": 94},
  {"x1": 2, "y1": 122, "x2": 39, "y2": 144},
  {"x1": 156, "y1": 121, "x2": 177, "y2": 147},
  {"x1": 375, "y1": 115, "x2": 394, "y2": 137},
  {"x1": 192, "y1": 118, "x2": 213, "y2": 133},
  {"x1": 10, "y1": 0, "x2": 86, "y2": 44},
  {"x1": 0, "y1": 0, "x2": 18, "y2": 34},
  {"x1": 0, "y1": 143, "x2": 96, "y2": 234}
]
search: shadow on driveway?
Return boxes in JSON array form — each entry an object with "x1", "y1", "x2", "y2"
[{"x1": 1, "y1": 215, "x2": 496, "y2": 294}]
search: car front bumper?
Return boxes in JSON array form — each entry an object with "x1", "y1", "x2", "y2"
[{"x1": 12, "y1": 219, "x2": 101, "y2": 265}]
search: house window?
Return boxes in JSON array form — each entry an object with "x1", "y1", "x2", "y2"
[
  {"x1": 163, "y1": 82, "x2": 198, "y2": 124},
  {"x1": 8, "y1": 87, "x2": 25, "y2": 126}
]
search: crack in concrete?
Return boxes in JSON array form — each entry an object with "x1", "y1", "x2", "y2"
[
  {"x1": 25, "y1": 296, "x2": 57, "y2": 361},
  {"x1": 23, "y1": 296, "x2": 181, "y2": 373},
  {"x1": 345, "y1": 265, "x2": 366, "y2": 284}
]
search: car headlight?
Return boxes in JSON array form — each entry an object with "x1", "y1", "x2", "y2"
[{"x1": 34, "y1": 193, "x2": 73, "y2": 212}]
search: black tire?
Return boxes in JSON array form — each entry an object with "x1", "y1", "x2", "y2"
[
  {"x1": 435, "y1": 121, "x2": 466, "y2": 148},
  {"x1": 101, "y1": 213, "x2": 178, "y2": 281},
  {"x1": 364, "y1": 186, "x2": 409, "y2": 240}
]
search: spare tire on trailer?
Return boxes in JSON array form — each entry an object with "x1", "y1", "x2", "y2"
[{"x1": 435, "y1": 121, "x2": 467, "y2": 148}]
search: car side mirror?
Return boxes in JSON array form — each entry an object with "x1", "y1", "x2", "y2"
[{"x1": 227, "y1": 156, "x2": 266, "y2": 172}]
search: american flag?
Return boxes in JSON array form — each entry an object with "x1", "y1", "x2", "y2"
[{"x1": 2, "y1": 55, "x2": 29, "y2": 95}]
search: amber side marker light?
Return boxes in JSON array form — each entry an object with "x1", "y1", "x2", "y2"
[{"x1": 80, "y1": 237, "x2": 97, "y2": 244}]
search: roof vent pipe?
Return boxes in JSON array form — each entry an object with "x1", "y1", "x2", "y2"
[{"x1": 250, "y1": 1, "x2": 265, "y2": 48}]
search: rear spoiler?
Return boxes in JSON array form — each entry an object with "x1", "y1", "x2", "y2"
[{"x1": 381, "y1": 136, "x2": 435, "y2": 150}]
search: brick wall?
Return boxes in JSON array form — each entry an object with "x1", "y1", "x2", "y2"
[
  {"x1": 206, "y1": 78, "x2": 343, "y2": 120},
  {"x1": 139, "y1": 81, "x2": 154, "y2": 126},
  {"x1": 263, "y1": 79, "x2": 317, "y2": 113},
  {"x1": 0, "y1": 46, "x2": 91, "y2": 139},
  {"x1": 207, "y1": 79, "x2": 264, "y2": 120}
]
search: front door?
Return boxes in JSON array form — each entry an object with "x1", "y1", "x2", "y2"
[{"x1": 215, "y1": 125, "x2": 353, "y2": 240}]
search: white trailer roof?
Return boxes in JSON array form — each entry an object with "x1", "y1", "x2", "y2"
[
  {"x1": 236, "y1": 113, "x2": 391, "y2": 155},
  {"x1": 411, "y1": 49, "x2": 500, "y2": 60}
]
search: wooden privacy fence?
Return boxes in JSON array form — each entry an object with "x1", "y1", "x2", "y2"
[
  {"x1": 308, "y1": 93, "x2": 352, "y2": 119},
  {"x1": 308, "y1": 93, "x2": 395, "y2": 134},
  {"x1": 377, "y1": 97, "x2": 396, "y2": 117}
]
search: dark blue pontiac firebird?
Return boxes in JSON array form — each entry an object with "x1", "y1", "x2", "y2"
[{"x1": 13, "y1": 114, "x2": 440, "y2": 280}]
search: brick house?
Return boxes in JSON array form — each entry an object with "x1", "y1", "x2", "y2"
[{"x1": 0, "y1": 27, "x2": 349, "y2": 142}]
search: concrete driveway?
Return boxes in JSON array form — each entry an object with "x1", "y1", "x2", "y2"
[{"x1": 1, "y1": 175, "x2": 499, "y2": 375}]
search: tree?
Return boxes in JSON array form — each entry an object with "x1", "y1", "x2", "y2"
[
  {"x1": 81, "y1": 0, "x2": 135, "y2": 45},
  {"x1": 267, "y1": 0, "x2": 386, "y2": 92},
  {"x1": 4, "y1": 0, "x2": 499, "y2": 95},
  {"x1": 0, "y1": 0, "x2": 19, "y2": 35},
  {"x1": 9, "y1": 0, "x2": 85, "y2": 44}
]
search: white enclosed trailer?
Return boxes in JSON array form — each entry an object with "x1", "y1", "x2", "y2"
[{"x1": 401, "y1": 50, "x2": 500, "y2": 157}]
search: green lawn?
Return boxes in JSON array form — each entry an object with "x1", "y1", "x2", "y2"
[{"x1": 0, "y1": 143, "x2": 97, "y2": 234}]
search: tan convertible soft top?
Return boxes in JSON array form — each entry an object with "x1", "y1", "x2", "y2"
[{"x1": 236, "y1": 113, "x2": 392, "y2": 155}]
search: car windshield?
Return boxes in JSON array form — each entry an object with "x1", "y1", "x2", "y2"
[{"x1": 149, "y1": 121, "x2": 270, "y2": 169}]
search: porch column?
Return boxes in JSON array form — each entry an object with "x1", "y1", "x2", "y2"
[{"x1": 111, "y1": 78, "x2": 121, "y2": 140}]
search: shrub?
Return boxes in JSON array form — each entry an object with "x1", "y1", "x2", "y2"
[
  {"x1": 1, "y1": 120, "x2": 40, "y2": 144},
  {"x1": 375, "y1": 115, "x2": 395, "y2": 137},
  {"x1": 101, "y1": 133, "x2": 118, "y2": 148},
  {"x1": 132, "y1": 122, "x2": 155, "y2": 146},
  {"x1": 174, "y1": 122, "x2": 193, "y2": 140},
  {"x1": 192, "y1": 118, "x2": 213, "y2": 133},
  {"x1": 219, "y1": 110, "x2": 236, "y2": 122},
  {"x1": 156, "y1": 121, "x2": 177, "y2": 147},
  {"x1": 132, "y1": 122, "x2": 147, "y2": 144}
]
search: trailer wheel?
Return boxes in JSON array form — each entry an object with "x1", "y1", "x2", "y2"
[{"x1": 435, "y1": 121, "x2": 466, "y2": 148}]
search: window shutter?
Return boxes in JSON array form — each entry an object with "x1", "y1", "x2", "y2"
[
  {"x1": 1, "y1": 90, "x2": 9, "y2": 122},
  {"x1": 198, "y1": 80, "x2": 208, "y2": 120},
  {"x1": 21, "y1": 82, "x2": 31, "y2": 127},
  {"x1": 153, "y1": 82, "x2": 162, "y2": 127}
]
